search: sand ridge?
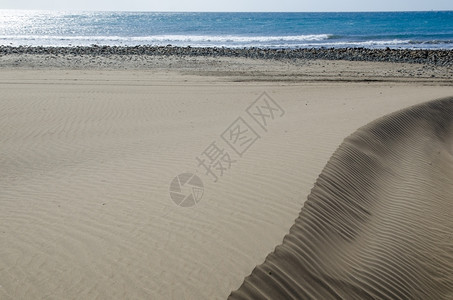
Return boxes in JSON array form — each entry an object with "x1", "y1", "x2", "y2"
[{"x1": 230, "y1": 97, "x2": 453, "y2": 299}]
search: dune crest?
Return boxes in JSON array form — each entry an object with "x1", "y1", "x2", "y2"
[{"x1": 230, "y1": 98, "x2": 453, "y2": 299}]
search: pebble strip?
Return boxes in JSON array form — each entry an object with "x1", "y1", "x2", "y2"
[{"x1": 0, "y1": 46, "x2": 452, "y2": 66}]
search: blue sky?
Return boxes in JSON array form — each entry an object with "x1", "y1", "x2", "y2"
[{"x1": 1, "y1": 0, "x2": 452, "y2": 11}]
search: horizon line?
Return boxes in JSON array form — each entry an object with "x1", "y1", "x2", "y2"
[{"x1": 1, "y1": 9, "x2": 452, "y2": 13}]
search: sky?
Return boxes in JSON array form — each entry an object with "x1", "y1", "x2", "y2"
[{"x1": 1, "y1": 0, "x2": 452, "y2": 12}]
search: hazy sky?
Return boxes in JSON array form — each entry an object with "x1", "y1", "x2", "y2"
[{"x1": 1, "y1": 0, "x2": 452, "y2": 12}]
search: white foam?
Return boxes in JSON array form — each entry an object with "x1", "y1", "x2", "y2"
[
  {"x1": 1, "y1": 34, "x2": 452, "y2": 49},
  {"x1": 0, "y1": 34, "x2": 332, "y2": 47}
]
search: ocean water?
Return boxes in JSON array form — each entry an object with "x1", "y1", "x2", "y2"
[{"x1": 1, "y1": 10, "x2": 453, "y2": 49}]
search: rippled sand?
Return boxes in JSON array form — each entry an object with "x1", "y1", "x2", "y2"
[
  {"x1": 230, "y1": 98, "x2": 453, "y2": 299},
  {"x1": 1, "y1": 61, "x2": 452, "y2": 299}
]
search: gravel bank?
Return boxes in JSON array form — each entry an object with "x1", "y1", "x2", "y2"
[{"x1": 1, "y1": 46, "x2": 452, "y2": 66}]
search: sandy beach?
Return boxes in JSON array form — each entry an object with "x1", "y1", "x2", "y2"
[{"x1": 1, "y1": 53, "x2": 453, "y2": 299}]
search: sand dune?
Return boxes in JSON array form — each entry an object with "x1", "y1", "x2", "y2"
[
  {"x1": 1, "y1": 64, "x2": 453, "y2": 299},
  {"x1": 230, "y1": 97, "x2": 453, "y2": 299}
]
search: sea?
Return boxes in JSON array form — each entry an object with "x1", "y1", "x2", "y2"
[{"x1": 1, "y1": 10, "x2": 453, "y2": 49}]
